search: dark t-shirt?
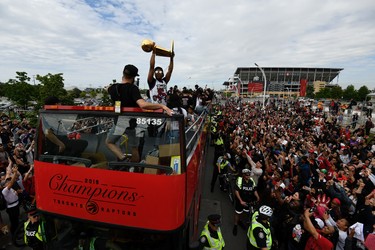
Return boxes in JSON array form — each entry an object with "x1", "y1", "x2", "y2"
[
  {"x1": 25, "y1": 221, "x2": 43, "y2": 248},
  {"x1": 108, "y1": 83, "x2": 142, "y2": 108}
]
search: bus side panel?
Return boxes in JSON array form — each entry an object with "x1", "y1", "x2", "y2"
[
  {"x1": 34, "y1": 160, "x2": 186, "y2": 231},
  {"x1": 186, "y1": 126, "x2": 207, "y2": 242}
]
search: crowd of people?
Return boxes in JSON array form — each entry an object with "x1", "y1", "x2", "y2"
[
  {"x1": 206, "y1": 97, "x2": 375, "y2": 249},
  {"x1": 0, "y1": 111, "x2": 36, "y2": 249}
]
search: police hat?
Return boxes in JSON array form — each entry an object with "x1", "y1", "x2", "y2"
[
  {"x1": 25, "y1": 204, "x2": 39, "y2": 216},
  {"x1": 207, "y1": 214, "x2": 221, "y2": 223}
]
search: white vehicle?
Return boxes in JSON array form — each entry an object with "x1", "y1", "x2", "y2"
[{"x1": 0, "y1": 101, "x2": 12, "y2": 109}]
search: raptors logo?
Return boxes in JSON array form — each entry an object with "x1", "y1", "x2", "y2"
[{"x1": 86, "y1": 201, "x2": 99, "y2": 215}]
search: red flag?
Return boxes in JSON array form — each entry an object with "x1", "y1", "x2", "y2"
[{"x1": 300, "y1": 79, "x2": 307, "y2": 97}]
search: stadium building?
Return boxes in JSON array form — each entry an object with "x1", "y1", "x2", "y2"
[{"x1": 224, "y1": 67, "x2": 343, "y2": 98}]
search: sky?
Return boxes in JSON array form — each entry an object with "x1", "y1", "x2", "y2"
[{"x1": 1, "y1": 0, "x2": 375, "y2": 91}]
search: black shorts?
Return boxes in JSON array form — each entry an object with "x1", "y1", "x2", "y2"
[
  {"x1": 235, "y1": 197, "x2": 250, "y2": 214},
  {"x1": 235, "y1": 196, "x2": 258, "y2": 214}
]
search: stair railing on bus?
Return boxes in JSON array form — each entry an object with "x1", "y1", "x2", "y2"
[{"x1": 185, "y1": 111, "x2": 207, "y2": 150}]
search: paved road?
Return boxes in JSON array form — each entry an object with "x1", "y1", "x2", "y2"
[{"x1": 198, "y1": 143, "x2": 248, "y2": 250}]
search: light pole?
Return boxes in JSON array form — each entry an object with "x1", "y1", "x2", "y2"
[
  {"x1": 254, "y1": 63, "x2": 267, "y2": 109},
  {"x1": 233, "y1": 74, "x2": 243, "y2": 98}
]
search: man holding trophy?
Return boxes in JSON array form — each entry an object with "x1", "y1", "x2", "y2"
[{"x1": 143, "y1": 39, "x2": 174, "y2": 105}]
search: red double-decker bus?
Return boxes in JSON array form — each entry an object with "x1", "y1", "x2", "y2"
[{"x1": 33, "y1": 105, "x2": 209, "y2": 249}]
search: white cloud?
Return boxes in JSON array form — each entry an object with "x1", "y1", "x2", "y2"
[{"x1": 1, "y1": 0, "x2": 375, "y2": 90}]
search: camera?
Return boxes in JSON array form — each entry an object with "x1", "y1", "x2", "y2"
[{"x1": 309, "y1": 206, "x2": 316, "y2": 213}]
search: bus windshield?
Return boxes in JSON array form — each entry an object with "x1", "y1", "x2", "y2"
[{"x1": 37, "y1": 110, "x2": 185, "y2": 173}]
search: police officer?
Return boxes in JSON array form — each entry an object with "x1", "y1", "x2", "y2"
[
  {"x1": 24, "y1": 207, "x2": 46, "y2": 250},
  {"x1": 217, "y1": 153, "x2": 234, "y2": 191},
  {"x1": 210, "y1": 150, "x2": 230, "y2": 193},
  {"x1": 213, "y1": 129, "x2": 225, "y2": 160},
  {"x1": 247, "y1": 205, "x2": 273, "y2": 250},
  {"x1": 233, "y1": 168, "x2": 260, "y2": 236},
  {"x1": 199, "y1": 214, "x2": 225, "y2": 250}
]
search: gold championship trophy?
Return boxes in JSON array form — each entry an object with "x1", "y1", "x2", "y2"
[{"x1": 141, "y1": 39, "x2": 174, "y2": 57}]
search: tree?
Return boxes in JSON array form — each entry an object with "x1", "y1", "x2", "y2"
[
  {"x1": 357, "y1": 85, "x2": 370, "y2": 101},
  {"x1": 306, "y1": 84, "x2": 315, "y2": 99},
  {"x1": 315, "y1": 88, "x2": 331, "y2": 99},
  {"x1": 342, "y1": 85, "x2": 357, "y2": 101},
  {"x1": 89, "y1": 90, "x2": 97, "y2": 98},
  {"x1": 100, "y1": 90, "x2": 112, "y2": 106},
  {"x1": 37, "y1": 73, "x2": 72, "y2": 105},
  {"x1": 68, "y1": 87, "x2": 82, "y2": 98},
  {"x1": 330, "y1": 86, "x2": 343, "y2": 100},
  {"x1": 4, "y1": 72, "x2": 36, "y2": 108}
]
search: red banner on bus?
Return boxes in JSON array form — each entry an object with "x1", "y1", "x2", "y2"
[{"x1": 34, "y1": 161, "x2": 186, "y2": 231}]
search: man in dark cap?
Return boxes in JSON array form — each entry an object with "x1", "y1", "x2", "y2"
[
  {"x1": 199, "y1": 214, "x2": 225, "y2": 249},
  {"x1": 106, "y1": 64, "x2": 173, "y2": 161}
]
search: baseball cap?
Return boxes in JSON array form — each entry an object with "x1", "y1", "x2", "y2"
[
  {"x1": 317, "y1": 169, "x2": 328, "y2": 174},
  {"x1": 123, "y1": 64, "x2": 139, "y2": 77},
  {"x1": 207, "y1": 214, "x2": 221, "y2": 223}
]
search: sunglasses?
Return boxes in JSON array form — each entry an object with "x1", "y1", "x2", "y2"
[{"x1": 155, "y1": 70, "x2": 163, "y2": 74}]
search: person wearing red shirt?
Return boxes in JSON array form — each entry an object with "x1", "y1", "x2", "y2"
[{"x1": 303, "y1": 209, "x2": 333, "y2": 250}]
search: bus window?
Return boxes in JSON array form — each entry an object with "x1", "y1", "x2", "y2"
[{"x1": 38, "y1": 111, "x2": 184, "y2": 174}]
